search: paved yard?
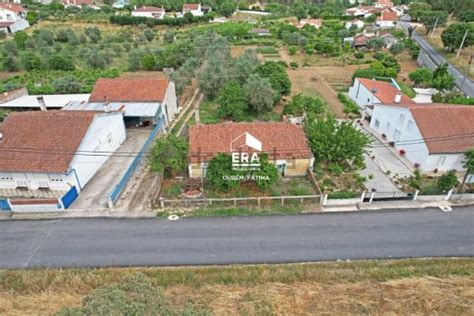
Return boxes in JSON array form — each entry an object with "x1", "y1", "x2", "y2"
[
  {"x1": 359, "y1": 125, "x2": 414, "y2": 192},
  {"x1": 72, "y1": 128, "x2": 151, "y2": 209}
]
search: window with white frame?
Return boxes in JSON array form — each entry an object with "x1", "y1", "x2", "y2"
[
  {"x1": 374, "y1": 119, "x2": 380, "y2": 129},
  {"x1": 393, "y1": 129, "x2": 401, "y2": 141},
  {"x1": 399, "y1": 114, "x2": 405, "y2": 124},
  {"x1": 407, "y1": 120, "x2": 413, "y2": 130},
  {"x1": 386, "y1": 122, "x2": 391, "y2": 131},
  {"x1": 437, "y1": 156, "x2": 446, "y2": 166}
]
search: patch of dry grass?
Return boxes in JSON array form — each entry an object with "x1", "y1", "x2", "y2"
[{"x1": 0, "y1": 258, "x2": 472, "y2": 315}]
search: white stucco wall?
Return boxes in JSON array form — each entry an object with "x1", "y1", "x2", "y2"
[
  {"x1": 163, "y1": 81, "x2": 178, "y2": 124},
  {"x1": 376, "y1": 20, "x2": 396, "y2": 28},
  {"x1": 69, "y1": 112, "x2": 126, "y2": 190},
  {"x1": 348, "y1": 78, "x2": 382, "y2": 109},
  {"x1": 132, "y1": 11, "x2": 165, "y2": 19},
  {"x1": 371, "y1": 105, "x2": 467, "y2": 172},
  {"x1": 0, "y1": 112, "x2": 126, "y2": 192}
]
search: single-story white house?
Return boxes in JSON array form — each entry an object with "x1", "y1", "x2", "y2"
[
  {"x1": 370, "y1": 103, "x2": 474, "y2": 175},
  {"x1": 345, "y1": 19, "x2": 364, "y2": 30},
  {"x1": 63, "y1": 0, "x2": 99, "y2": 9},
  {"x1": 63, "y1": 78, "x2": 178, "y2": 128},
  {"x1": 132, "y1": 6, "x2": 165, "y2": 19},
  {"x1": 0, "y1": 110, "x2": 126, "y2": 192},
  {"x1": 0, "y1": 2, "x2": 29, "y2": 33},
  {"x1": 348, "y1": 78, "x2": 414, "y2": 115},
  {"x1": 376, "y1": 9, "x2": 398, "y2": 28},
  {"x1": 182, "y1": 3, "x2": 203, "y2": 16}
]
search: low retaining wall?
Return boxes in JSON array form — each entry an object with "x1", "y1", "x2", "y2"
[
  {"x1": 9, "y1": 199, "x2": 62, "y2": 212},
  {"x1": 325, "y1": 198, "x2": 363, "y2": 206}
]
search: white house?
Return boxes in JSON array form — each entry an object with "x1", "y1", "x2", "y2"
[
  {"x1": 63, "y1": 0, "x2": 98, "y2": 9},
  {"x1": 0, "y1": 2, "x2": 29, "y2": 33},
  {"x1": 345, "y1": 6, "x2": 375, "y2": 18},
  {"x1": 63, "y1": 78, "x2": 178, "y2": 128},
  {"x1": 345, "y1": 19, "x2": 364, "y2": 30},
  {"x1": 0, "y1": 111, "x2": 126, "y2": 192},
  {"x1": 182, "y1": 3, "x2": 203, "y2": 16},
  {"x1": 375, "y1": 0, "x2": 393, "y2": 9},
  {"x1": 376, "y1": 9, "x2": 398, "y2": 28},
  {"x1": 370, "y1": 103, "x2": 474, "y2": 174},
  {"x1": 132, "y1": 6, "x2": 165, "y2": 19},
  {"x1": 348, "y1": 78, "x2": 414, "y2": 115},
  {"x1": 297, "y1": 18, "x2": 322, "y2": 29}
]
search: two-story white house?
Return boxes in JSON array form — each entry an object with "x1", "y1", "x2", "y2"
[
  {"x1": 132, "y1": 6, "x2": 165, "y2": 19},
  {"x1": 0, "y1": 111, "x2": 126, "y2": 192},
  {"x1": 0, "y1": 2, "x2": 29, "y2": 33},
  {"x1": 348, "y1": 78, "x2": 414, "y2": 115},
  {"x1": 370, "y1": 103, "x2": 474, "y2": 174},
  {"x1": 182, "y1": 3, "x2": 203, "y2": 16}
]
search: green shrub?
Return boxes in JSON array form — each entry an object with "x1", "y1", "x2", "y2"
[
  {"x1": 328, "y1": 191, "x2": 358, "y2": 199},
  {"x1": 354, "y1": 51, "x2": 364, "y2": 59},
  {"x1": 289, "y1": 61, "x2": 298, "y2": 68},
  {"x1": 437, "y1": 171, "x2": 458, "y2": 192}
]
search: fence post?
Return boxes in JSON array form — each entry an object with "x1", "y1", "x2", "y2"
[
  {"x1": 446, "y1": 189, "x2": 454, "y2": 200},
  {"x1": 234, "y1": 198, "x2": 237, "y2": 207},
  {"x1": 413, "y1": 190, "x2": 419, "y2": 200},
  {"x1": 300, "y1": 197, "x2": 303, "y2": 205},
  {"x1": 369, "y1": 192, "x2": 375, "y2": 203},
  {"x1": 257, "y1": 197, "x2": 261, "y2": 207},
  {"x1": 360, "y1": 191, "x2": 366, "y2": 202},
  {"x1": 281, "y1": 196, "x2": 284, "y2": 206},
  {"x1": 209, "y1": 199, "x2": 212, "y2": 206},
  {"x1": 159, "y1": 197, "x2": 164, "y2": 208},
  {"x1": 108, "y1": 197, "x2": 114, "y2": 209}
]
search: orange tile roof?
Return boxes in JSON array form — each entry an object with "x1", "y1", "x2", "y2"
[
  {"x1": 0, "y1": 111, "x2": 97, "y2": 173},
  {"x1": 134, "y1": 6, "x2": 164, "y2": 12},
  {"x1": 188, "y1": 122, "x2": 313, "y2": 163},
  {"x1": 378, "y1": 10, "x2": 398, "y2": 21},
  {"x1": 183, "y1": 3, "x2": 200, "y2": 10},
  {"x1": 409, "y1": 104, "x2": 474, "y2": 154},
  {"x1": 89, "y1": 78, "x2": 169, "y2": 102},
  {"x1": 357, "y1": 78, "x2": 414, "y2": 105},
  {"x1": 0, "y1": 3, "x2": 25, "y2": 13}
]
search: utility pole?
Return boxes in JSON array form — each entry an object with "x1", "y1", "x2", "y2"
[
  {"x1": 430, "y1": 17, "x2": 439, "y2": 37},
  {"x1": 456, "y1": 29, "x2": 469, "y2": 59}
]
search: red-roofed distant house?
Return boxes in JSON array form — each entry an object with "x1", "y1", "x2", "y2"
[
  {"x1": 370, "y1": 103, "x2": 474, "y2": 175},
  {"x1": 375, "y1": 0, "x2": 393, "y2": 9},
  {"x1": 297, "y1": 18, "x2": 322, "y2": 29},
  {"x1": 63, "y1": 78, "x2": 178, "y2": 128},
  {"x1": 182, "y1": 3, "x2": 203, "y2": 16},
  {"x1": 0, "y1": 111, "x2": 126, "y2": 193},
  {"x1": 188, "y1": 122, "x2": 314, "y2": 177},
  {"x1": 0, "y1": 2, "x2": 29, "y2": 33},
  {"x1": 348, "y1": 78, "x2": 414, "y2": 115},
  {"x1": 376, "y1": 9, "x2": 398, "y2": 28},
  {"x1": 132, "y1": 6, "x2": 165, "y2": 19}
]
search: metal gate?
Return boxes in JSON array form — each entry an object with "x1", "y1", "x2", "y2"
[
  {"x1": 363, "y1": 191, "x2": 414, "y2": 202},
  {"x1": 61, "y1": 186, "x2": 78, "y2": 209},
  {"x1": 0, "y1": 199, "x2": 11, "y2": 211}
]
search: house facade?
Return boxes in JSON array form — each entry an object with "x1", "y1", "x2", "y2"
[
  {"x1": 0, "y1": 111, "x2": 126, "y2": 192},
  {"x1": 0, "y1": 2, "x2": 29, "y2": 33},
  {"x1": 64, "y1": 78, "x2": 178, "y2": 128},
  {"x1": 348, "y1": 78, "x2": 414, "y2": 115},
  {"x1": 298, "y1": 18, "x2": 322, "y2": 29},
  {"x1": 182, "y1": 3, "x2": 202, "y2": 16},
  {"x1": 132, "y1": 6, "x2": 165, "y2": 19},
  {"x1": 345, "y1": 19, "x2": 364, "y2": 30},
  {"x1": 188, "y1": 122, "x2": 314, "y2": 178},
  {"x1": 376, "y1": 10, "x2": 398, "y2": 28},
  {"x1": 375, "y1": 0, "x2": 393, "y2": 9},
  {"x1": 370, "y1": 104, "x2": 474, "y2": 174}
]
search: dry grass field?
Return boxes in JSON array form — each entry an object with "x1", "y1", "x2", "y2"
[{"x1": 0, "y1": 258, "x2": 472, "y2": 315}]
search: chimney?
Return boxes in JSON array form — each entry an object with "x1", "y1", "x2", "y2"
[
  {"x1": 394, "y1": 93, "x2": 402, "y2": 104},
  {"x1": 37, "y1": 96, "x2": 47, "y2": 111},
  {"x1": 103, "y1": 102, "x2": 110, "y2": 113},
  {"x1": 0, "y1": 133, "x2": 3, "y2": 142}
]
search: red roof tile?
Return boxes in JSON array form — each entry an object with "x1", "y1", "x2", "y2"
[
  {"x1": 378, "y1": 10, "x2": 398, "y2": 21},
  {"x1": 188, "y1": 122, "x2": 313, "y2": 163},
  {"x1": 183, "y1": 3, "x2": 200, "y2": 10},
  {"x1": 0, "y1": 111, "x2": 97, "y2": 173},
  {"x1": 0, "y1": 3, "x2": 25, "y2": 13},
  {"x1": 134, "y1": 6, "x2": 164, "y2": 12},
  {"x1": 89, "y1": 78, "x2": 169, "y2": 102},
  {"x1": 357, "y1": 78, "x2": 414, "y2": 105},
  {"x1": 409, "y1": 104, "x2": 474, "y2": 154}
]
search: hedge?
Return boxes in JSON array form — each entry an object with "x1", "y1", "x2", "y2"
[{"x1": 110, "y1": 14, "x2": 211, "y2": 27}]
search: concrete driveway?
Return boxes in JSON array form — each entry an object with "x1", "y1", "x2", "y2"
[{"x1": 72, "y1": 128, "x2": 151, "y2": 209}]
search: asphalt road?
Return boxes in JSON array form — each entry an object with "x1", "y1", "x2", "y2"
[
  {"x1": 1, "y1": 207, "x2": 473, "y2": 269},
  {"x1": 400, "y1": 21, "x2": 474, "y2": 97}
]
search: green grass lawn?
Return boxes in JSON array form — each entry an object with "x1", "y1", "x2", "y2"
[{"x1": 397, "y1": 81, "x2": 417, "y2": 98}]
